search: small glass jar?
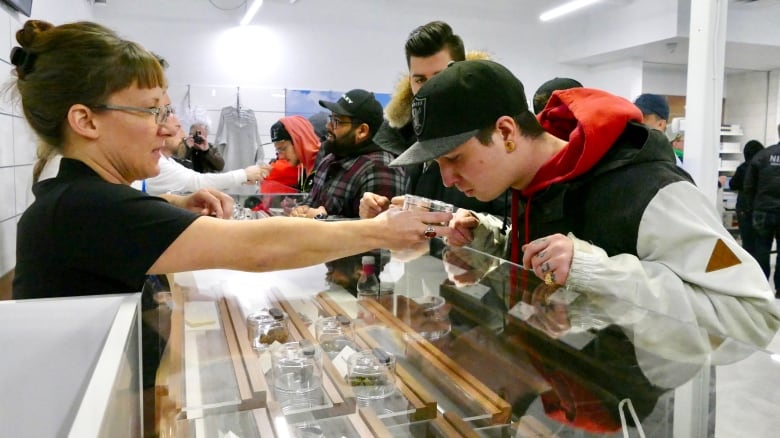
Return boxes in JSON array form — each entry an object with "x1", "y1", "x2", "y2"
[
  {"x1": 413, "y1": 295, "x2": 451, "y2": 341},
  {"x1": 315, "y1": 315, "x2": 356, "y2": 359},
  {"x1": 271, "y1": 341, "x2": 322, "y2": 394},
  {"x1": 247, "y1": 307, "x2": 290, "y2": 351},
  {"x1": 402, "y1": 194, "x2": 454, "y2": 214},
  {"x1": 347, "y1": 348, "x2": 396, "y2": 400}
]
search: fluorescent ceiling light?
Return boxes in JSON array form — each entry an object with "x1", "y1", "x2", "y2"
[
  {"x1": 240, "y1": 0, "x2": 264, "y2": 26},
  {"x1": 540, "y1": 0, "x2": 601, "y2": 22}
]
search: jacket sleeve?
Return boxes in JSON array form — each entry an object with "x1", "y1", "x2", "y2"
[
  {"x1": 742, "y1": 153, "x2": 761, "y2": 212},
  {"x1": 204, "y1": 145, "x2": 225, "y2": 171},
  {"x1": 465, "y1": 211, "x2": 510, "y2": 258},
  {"x1": 145, "y1": 157, "x2": 247, "y2": 195},
  {"x1": 566, "y1": 181, "x2": 780, "y2": 353},
  {"x1": 729, "y1": 164, "x2": 745, "y2": 191}
]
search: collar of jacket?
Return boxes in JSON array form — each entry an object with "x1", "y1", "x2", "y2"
[{"x1": 384, "y1": 50, "x2": 492, "y2": 128}]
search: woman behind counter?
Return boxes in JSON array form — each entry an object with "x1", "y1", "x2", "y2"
[{"x1": 9, "y1": 20, "x2": 451, "y2": 299}]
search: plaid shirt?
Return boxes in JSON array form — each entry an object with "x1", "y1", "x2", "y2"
[{"x1": 303, "y1": 146, "x2": 406, "y2": 218}]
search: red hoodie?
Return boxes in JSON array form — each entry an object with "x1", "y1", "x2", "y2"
[
  {"x1": 281, "y1": 115, "x2": 320, "y2": 175},
  {"x1": 263, "y1": 115, "x2": 321, "y2": 193},
  {"x1": 509, "y1": 88, "x2": 643, "y2": 267}
]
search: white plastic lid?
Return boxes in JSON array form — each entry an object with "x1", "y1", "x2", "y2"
[{"x1": 361, "y1": 255, "x2": 375, "y2": 265}]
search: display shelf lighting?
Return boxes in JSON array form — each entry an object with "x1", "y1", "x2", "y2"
[
  {"x1": 240, "y1": 0, "x2": 264, "y2": 26},
  {"x1": 539, "y1": 0, "x2": 601, "y2": 22}
]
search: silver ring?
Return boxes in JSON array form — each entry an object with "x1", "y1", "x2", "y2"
[{"x1": 423, "y1": 225, "x2": 437, "y2": 239}]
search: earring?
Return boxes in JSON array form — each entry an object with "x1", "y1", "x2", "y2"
[{"x1": 505, "y1": 140, "x2": 516, "y2": 152}]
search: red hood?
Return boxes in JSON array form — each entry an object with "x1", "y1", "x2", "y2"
[
  {"x1": 522, "y1": 88, "x2": 642, "y2": 197},
  {"x1": 280, "y1": 115, "x2": 321, "y2": 173}
]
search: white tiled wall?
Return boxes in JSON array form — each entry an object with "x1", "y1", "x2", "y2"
[
  {"x1": 0, "y1": 12, "x2": 34, "y2": 277},
  {"x1": 724, "y1": 71, "x2": 773, "y2": 145}
]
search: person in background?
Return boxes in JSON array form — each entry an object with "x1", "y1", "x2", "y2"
[
  {"x1": 634, "y1": 93, "x2": 681, "y2": 166},
  {"x1": 144, "y1": 112, "x2": 268, "y2": 195},
  {"x1": 729, "y1": 139, "x2": 765, "y2": 263},
  {"x1": 390, "y1": 59, "x2": 779, "y2": 348},
  {"x1": 181, "y1": 121, "x2": 225, "y2": 173},
  {"x1": 361, "y1": 21, "x2": 507, "y2": 220},
  {"x1": 743, "y1": 126, "x2": 780, "y2": 295},
  {"x1": 634, "y1": 93, "x2": 669, "y2": 133},
  {"x1": 268, "y1": 116, "x2": 321, "y2": 192},
  {"x1": 292, "y1": 89, "x2": 406, "y2": 218},
  {"x1": 671, "y1": 131, "x2": 685, "y2": 163},
  {"x1": 532, "y1": 77, "x2": 583, "y2": 115}
]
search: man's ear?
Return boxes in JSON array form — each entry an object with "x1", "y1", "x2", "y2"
[
  {"x1": 67, "y1": 104, "x2": 100, "y2": 140},
  {"x1": 356, "y1": 123, "x2": 371, "y2": 141},
  {"x1": 496, "y1": 115, "x2": 517, "y2": 141}
]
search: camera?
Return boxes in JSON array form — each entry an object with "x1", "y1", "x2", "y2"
[{"x1": 193, "y1": 131, "x2": 205, "y2": 145}]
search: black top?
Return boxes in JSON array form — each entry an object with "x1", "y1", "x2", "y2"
[
  {"x1": 744, "y1": 143, "x2": 780, "y2": 213},
  {"x1": 13, "y1": 158, "x2": 199, "y2": 299}
]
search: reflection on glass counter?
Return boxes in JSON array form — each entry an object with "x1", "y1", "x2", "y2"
[
  {"x1": 225, "y1": 188, "x2": 308, "y2": 220},
  {"x1": 157, "y1": 238, "x2": 780, "y2": 437}
]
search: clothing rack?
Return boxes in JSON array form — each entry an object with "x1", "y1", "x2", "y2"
[{"x1": 184, "y1": 85, "x2": 192, "y2": 111}]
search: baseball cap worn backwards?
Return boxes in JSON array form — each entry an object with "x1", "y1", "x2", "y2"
[
  {"x1": 270, "y1": 121, "x2": 292, "y2": 142},
  {"x1": 390, "y1": 59, "x2": 528, "y2": 167},
  {"x1": 319, "y1": 89, "x2": 384, "y2": 135}
]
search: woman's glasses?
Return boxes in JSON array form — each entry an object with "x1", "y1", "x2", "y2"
[{"x1": 92, "y1": 104, "x2": 175, "y2": 125}]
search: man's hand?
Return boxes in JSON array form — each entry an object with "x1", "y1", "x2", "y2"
[
  {"x1": 290, "y1": 205, "x2": 327, "y2": 219},
  {"x1": 447, "y1": 209, "x2": 480, "y2": 247},
  {"x1": 243, "y1": 164, "x2": 270, "y2": 184},
  {"x1": 185, "y1": 134, "x2": 209, "y2": 151},
  {"x1": 359, "y1": 192, "x2": 391, "y2": 219},
  {"x1": 521, "y1": 233, "x2": 574, "y2": 286}
]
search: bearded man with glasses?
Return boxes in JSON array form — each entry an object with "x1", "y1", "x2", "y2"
[{"x1": 290, "y1": 89, "x2": 405, "y2": 219}]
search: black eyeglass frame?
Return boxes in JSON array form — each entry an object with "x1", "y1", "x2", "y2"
[{"x1": 91, "y1": 104, "x2": 175, "y2": 125}]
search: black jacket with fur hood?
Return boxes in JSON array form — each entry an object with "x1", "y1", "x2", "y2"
[{"x1": 374, "y1": 51, "x2": 509, "y2": 217}]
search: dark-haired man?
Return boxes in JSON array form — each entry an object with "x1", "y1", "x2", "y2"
[
  {"x1": 291, "y1": 89, "x2": 405, "y2": 218},
  {"x1": 532, "y1": 77, "x2": 583, "y2": 115},
  {"x1": 361, "y1": 21, "x2": 507, "y2": 221},
  {"x1": 390, "y1": 59, "x2": 779, "y2": 349}
]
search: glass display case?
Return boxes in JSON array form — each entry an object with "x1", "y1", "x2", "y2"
[
  {"x1": 0, "y1": 293, "x2": 142, "y2": 437},
  {"x1": 155, "y1": 236, "x2": 780, "y2": 437}
]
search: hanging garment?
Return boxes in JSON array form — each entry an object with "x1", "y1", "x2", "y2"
[{"x1": 215, "y1": 105, "x2": 263, "y2": 171}]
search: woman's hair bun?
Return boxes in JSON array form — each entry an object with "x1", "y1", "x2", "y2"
[{"x1": 16, "y1": 19, "x2": 54, "y2": 47}]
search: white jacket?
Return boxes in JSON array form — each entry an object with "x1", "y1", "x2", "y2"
[{"x1": 145, "y1": 155, "x2": 248, "y2": 195}]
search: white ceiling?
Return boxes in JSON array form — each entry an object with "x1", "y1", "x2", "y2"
[{"x1": 92, "y1": 0, "x2": 780, "y2": 73}]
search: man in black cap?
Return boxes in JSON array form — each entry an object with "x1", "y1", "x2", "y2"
[
  {"x1": 390, "y1": 59, "x2": 779, "y2": 350},
  {"x1": 291, "y1": 89, "x2": 405, "y2": 218},
  {"x1": 361, "y1": 21, "x2": 508, "y2": 224},
  {"x1": 634, "y1": 93, "x2": 670, "y2": 133},
  {"x1": 532, "y1": 77, "x2": 583, "y2": 115}
]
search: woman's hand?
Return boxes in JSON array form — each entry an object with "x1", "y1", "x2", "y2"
[
  {"x1": 372, "y1": 208, "x2": 453, "y2": 252},
  {"x1": 175, "y1": 188, "x2": 234, "y2": 219}
]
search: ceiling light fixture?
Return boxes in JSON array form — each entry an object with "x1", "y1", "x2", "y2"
[
  {"x1": 240, "y1": 0, "x2": 264, "y2": 26},
  {"x1": 539, "y1": 0, "x2": 602, "y2": 22}
]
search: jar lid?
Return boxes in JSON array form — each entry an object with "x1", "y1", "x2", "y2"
[
  {"x1": 372, "y1": 347, "x2": 393, "y2": 365},
  {"x1": 247, "y1": 307, "x2": 286, "y2": 326},
  {"x1": 269, "y1": 307, "x2": 285, "y2": 320}
]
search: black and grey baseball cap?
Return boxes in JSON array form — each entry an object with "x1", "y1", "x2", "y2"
[
  {"x1": 318, "y1": 89, "x2": 384, "y2": 136},
  {"x1": 390, "y1": 59, "x2": 528, "y2": 167}
]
